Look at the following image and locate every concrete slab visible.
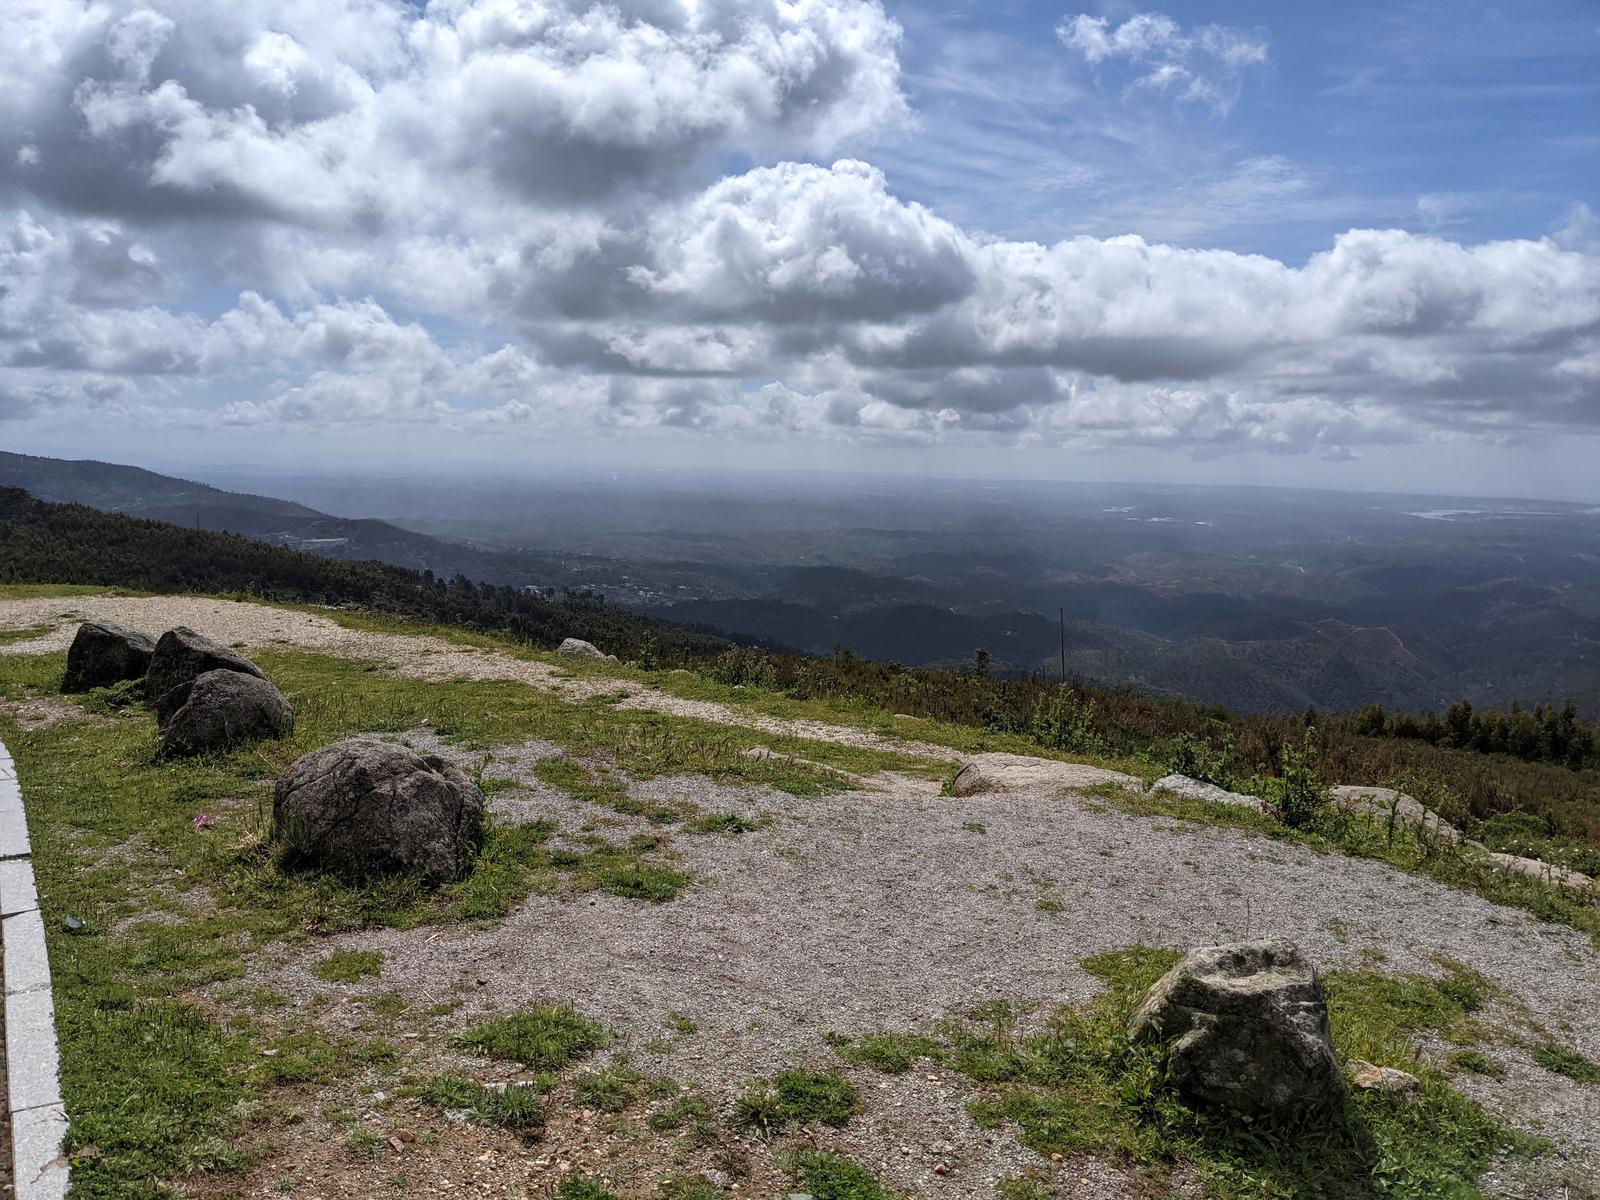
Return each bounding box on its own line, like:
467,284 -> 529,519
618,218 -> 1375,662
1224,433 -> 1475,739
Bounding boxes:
12,1102 -> 70,1200
5,985 -> 63,1115
3,906 -> 51,996
0,855 -> 39,916
0,774 -> 29,858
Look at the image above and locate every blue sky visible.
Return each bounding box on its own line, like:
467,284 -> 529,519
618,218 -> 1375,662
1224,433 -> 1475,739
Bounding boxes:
871,1 -> 1600,501
1,0 -> 1597,498
879,0 -> 1597,258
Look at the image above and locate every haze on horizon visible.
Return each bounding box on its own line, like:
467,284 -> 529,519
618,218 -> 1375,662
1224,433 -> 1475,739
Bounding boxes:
2,0 -> 1598,500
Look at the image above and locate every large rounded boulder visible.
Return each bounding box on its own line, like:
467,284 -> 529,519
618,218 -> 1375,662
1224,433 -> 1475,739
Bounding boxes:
147,626 -> 267,723
1129,938 -> 1344,1118
159,669 -> 294,758
62,620 -> 157,692
273,739 -> 485,884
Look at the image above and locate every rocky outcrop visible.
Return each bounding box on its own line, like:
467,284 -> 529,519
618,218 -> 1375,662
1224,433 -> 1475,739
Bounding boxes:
159,669 -> 294,758
1151,774 -> 1261,809
948,754 -> 1138,797
61,620 -> 156,692
556,638 -> 608,661
147,626 -> 268,723
1483,852 -> 1593,890
1330,786 -> 1464,844
1130,938 -> 1344,1118
273,738 -> 485,884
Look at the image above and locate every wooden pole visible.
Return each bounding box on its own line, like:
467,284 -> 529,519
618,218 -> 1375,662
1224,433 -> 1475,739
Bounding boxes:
1058,607 -> 1066,683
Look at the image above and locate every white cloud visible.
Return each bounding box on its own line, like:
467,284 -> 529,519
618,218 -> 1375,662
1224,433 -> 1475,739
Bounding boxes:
0,0 -> 1595,466
1057,11 -> 1268,114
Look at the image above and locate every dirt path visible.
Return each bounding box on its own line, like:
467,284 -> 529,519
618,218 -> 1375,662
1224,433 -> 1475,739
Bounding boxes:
0,595 -> 1133,789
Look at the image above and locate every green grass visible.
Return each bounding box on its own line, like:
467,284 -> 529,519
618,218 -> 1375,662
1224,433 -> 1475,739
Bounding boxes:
312,949 -> 384,983
6,643 -> 887,1196
836,947 -> 1539,1199
731,1069 -> 858,1135
0,621 -> 52,645
783,1151 -> 905,1200
1531,1042 -> 1600,1083
829,1031 -> 945,1074
453,1004 -> 612,1070
414,1075 -> 549,1130
570,1064 -> 675,1112
554,1178 -> 620,1200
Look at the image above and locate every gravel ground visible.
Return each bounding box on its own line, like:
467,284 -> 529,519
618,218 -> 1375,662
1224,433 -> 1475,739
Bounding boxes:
7,595 -> 1600,1197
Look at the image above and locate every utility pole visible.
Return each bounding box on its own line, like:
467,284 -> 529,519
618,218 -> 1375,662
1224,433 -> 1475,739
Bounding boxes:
1058,607 -> 1067,684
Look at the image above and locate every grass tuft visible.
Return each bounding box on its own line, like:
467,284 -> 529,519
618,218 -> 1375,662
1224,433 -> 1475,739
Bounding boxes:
732,1069 -> 858,1135
454,1004 -> 612,1070
311,949 -> 384,983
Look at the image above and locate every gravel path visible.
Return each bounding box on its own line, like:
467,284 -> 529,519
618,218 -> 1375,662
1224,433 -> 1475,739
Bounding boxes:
6,594 -> 1600,1196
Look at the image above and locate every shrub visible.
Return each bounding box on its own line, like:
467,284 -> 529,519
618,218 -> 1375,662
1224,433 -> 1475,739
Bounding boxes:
1030,686 -> 1102,754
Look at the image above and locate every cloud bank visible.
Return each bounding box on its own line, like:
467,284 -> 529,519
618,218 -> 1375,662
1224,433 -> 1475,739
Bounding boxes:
1,0 -> 1596,461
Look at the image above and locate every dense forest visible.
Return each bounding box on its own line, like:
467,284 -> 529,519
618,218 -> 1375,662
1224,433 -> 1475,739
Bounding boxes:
3,485 -> 1595,846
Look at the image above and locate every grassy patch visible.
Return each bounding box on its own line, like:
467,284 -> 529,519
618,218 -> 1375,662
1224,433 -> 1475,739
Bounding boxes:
687,812 -> 759,834
554,1178 -> 620,1200
0,621 -> 53,645
454,1004 -> 612,1070
1532,1042 -> 1600,1083
732,1070 -> 858,1135
783,1151 -> 905,1200
414,1075 -> 549,1131
0,646 -> 750,1195
312,949 -> 384,983
571,1064 -> 675,1112
647,1094 -> 718,1143
830,1031 -> 945,1074
838,947 -> 1538,1199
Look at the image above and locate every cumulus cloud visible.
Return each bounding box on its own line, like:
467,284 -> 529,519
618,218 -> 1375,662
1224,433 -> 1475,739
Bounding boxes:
1057,11 -> 1268,114
0,0 -> 1596,465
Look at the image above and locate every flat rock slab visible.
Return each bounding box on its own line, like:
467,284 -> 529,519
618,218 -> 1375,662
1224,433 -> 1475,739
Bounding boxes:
949,753 -> 1138,797
1152,773 -> 1261,808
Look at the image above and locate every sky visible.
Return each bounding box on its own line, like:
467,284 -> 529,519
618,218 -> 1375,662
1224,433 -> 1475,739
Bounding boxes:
2,0 -> 1598,498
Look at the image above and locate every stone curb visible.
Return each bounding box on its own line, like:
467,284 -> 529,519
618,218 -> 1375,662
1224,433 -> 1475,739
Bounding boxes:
0,738 -> 69,1200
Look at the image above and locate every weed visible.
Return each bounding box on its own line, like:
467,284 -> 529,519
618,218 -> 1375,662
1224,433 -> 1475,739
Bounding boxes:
1532,1042 -> 1600,1083
346,1128 -> 385,1161
1447,1049 -> 1506,1079
312,949 -> 384,983
833,1032 -> 945,1074
732,1070 -> 857,1135
783,1151 -> 904,1200
574,1065 -> 649,1112
455,1004 -> 612,1070
414,1075 -> 548,1131
555,1179 -> 620,1200
647,1094 -> 717,1144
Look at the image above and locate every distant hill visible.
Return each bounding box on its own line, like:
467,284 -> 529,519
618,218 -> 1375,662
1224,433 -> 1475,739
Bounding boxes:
0,451 -> 591,590
0,486 -> 729,658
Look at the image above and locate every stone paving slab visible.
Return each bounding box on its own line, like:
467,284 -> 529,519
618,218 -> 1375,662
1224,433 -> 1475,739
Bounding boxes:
10,1105 -> 68,1200
0,736 -> 68,1200
0,858 -> 38,917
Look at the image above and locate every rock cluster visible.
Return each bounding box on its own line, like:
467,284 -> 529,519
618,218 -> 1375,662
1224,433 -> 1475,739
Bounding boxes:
61,621 -> 293,757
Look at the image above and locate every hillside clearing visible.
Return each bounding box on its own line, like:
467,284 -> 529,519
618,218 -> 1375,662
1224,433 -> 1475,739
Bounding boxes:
2,594 -> 1598,1198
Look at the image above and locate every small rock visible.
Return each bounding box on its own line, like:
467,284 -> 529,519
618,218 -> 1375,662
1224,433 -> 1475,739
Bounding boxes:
555,637 -> 608,660
1347,1059 -> 1421,1097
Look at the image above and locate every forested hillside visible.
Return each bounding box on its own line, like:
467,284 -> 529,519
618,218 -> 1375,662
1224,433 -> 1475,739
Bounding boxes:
0,487 -> 728,657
